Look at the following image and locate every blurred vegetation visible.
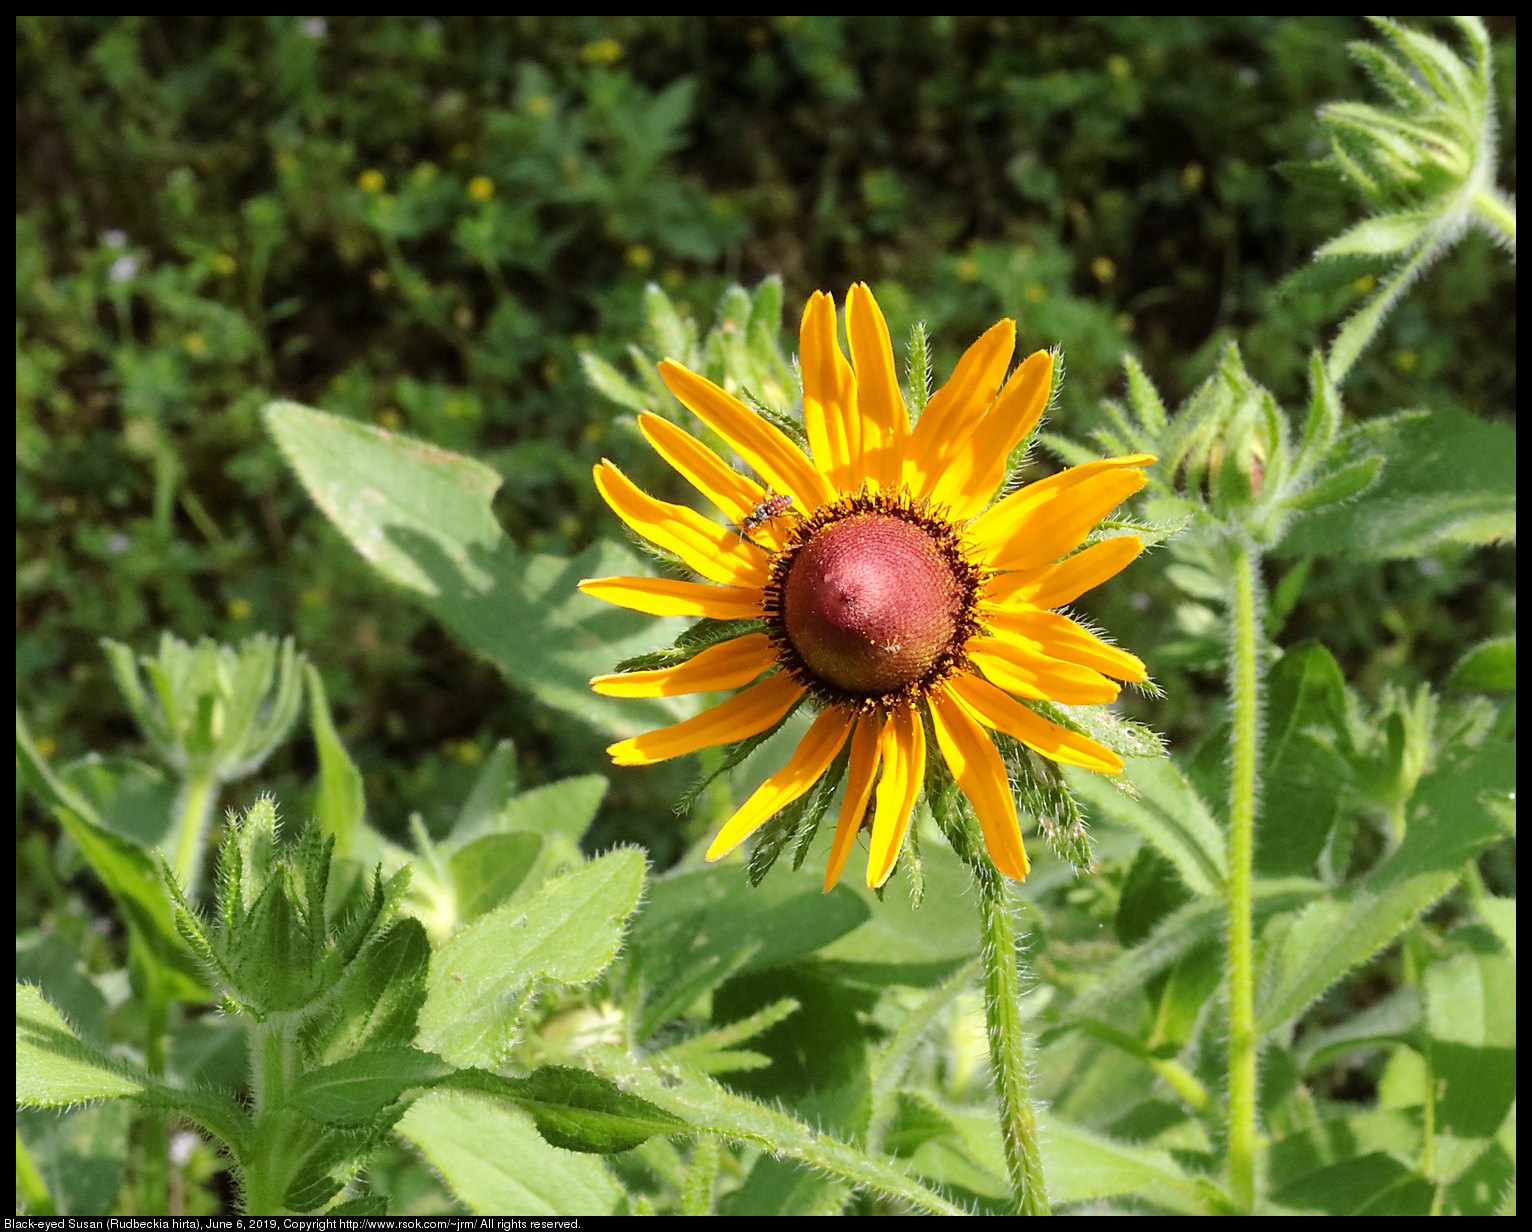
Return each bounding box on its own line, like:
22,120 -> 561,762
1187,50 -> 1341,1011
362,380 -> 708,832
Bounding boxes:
17,14 -> 1514,857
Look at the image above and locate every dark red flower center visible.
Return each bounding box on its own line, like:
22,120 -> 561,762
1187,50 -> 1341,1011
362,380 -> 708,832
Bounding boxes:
782,513 -> 962,695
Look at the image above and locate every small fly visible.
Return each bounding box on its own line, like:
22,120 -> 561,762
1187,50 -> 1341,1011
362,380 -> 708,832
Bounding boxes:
737,491 -> 797,550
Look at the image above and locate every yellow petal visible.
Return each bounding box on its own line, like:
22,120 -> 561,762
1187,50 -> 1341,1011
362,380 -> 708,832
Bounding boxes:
947,671 -> 1122,775
658,361 -> 834,510
982,609 -> 1147,683
578,576 -> 765,619
800,291 -> 857,492
867,704 -> 926,888
969,463 -> 1150,572
845,283 -> 907,490
823,713 -> 881,892
592,632 -> 775,697
929,688 -> 1030,881
607,672 -> 802,766
706,706 -> 854,860
639,413 -> 763,526
906,318 -> 1016,497
967,636 -> 1121,705
932,350 -> 1054,520
594,461 -> 768,586
983,536 -> 1143,609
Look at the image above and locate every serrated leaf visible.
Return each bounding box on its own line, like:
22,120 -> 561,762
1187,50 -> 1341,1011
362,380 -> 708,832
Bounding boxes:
1066,758 -> 1225,897
397,1089 -> 625,1216
417,849 -> 646,1068
263,401 -> 685,737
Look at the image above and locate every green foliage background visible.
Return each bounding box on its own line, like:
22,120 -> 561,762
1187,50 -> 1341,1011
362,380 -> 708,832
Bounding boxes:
16,20 -> 1515,1214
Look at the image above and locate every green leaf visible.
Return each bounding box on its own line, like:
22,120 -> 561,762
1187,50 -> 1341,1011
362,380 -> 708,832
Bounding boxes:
1447,635 -> 1516,693
58,756 -> 176,850
1424,953 -> 1517,1141
263,401 -> 685,736
1316,211 -> 1430,258
1039,1112 -> 1216,1210
1066,757 -> 1225,897
498,774 -> 608,845
585,1044 -> 966,1215
305,665 -> 365,857
1293,985 -> 1420,1073
449,832 -> 542,919
1268,1110 -> 1432,1213
16,984 -> 143,1106
1256,739 -> 1509,1031
416,848 -> 646,1068
443,1065 -> 687,1153
579,349 -> 654,413
629,865 -> 871,1040
452,738 -> 520,838
289,1047 -> 450,1126
396,1089 -> 625,1216
1280,409 -> 1515,559
309,918 -> 431,1059
1283,454 -> 1384,511
17,713 -> 208,1003
1258,643 -> 1354,877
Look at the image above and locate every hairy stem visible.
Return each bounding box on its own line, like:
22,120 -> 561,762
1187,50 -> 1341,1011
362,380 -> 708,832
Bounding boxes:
1225,534 -> 1262,1212
976,857 -> 1050,1216
1472,187 -> 1517,248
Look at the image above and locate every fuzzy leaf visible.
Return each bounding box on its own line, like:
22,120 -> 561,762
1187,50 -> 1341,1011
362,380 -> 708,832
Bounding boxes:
1256,738 -> 1510,1031
1316,211 -> 1430,258
443,1065 -> 687,1154
417,849 -> 646,1068
263,401 -> 686,737
629,866 -> 869,1040
16,984 -> 143,1106
397,1089 -> 625,1215
289,1047 -> 449,1126
1279,409 -> 1515,559
1066,758 -> 1225,897
1283,455 -> 1384,512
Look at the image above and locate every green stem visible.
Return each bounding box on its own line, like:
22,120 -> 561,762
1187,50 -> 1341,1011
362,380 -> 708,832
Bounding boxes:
679,1133 -> 720,1216
1471,187 -> 1517,248
975,856 -> 1050,1216
1225,534 -> 1262,1213
171,769 -> 220,894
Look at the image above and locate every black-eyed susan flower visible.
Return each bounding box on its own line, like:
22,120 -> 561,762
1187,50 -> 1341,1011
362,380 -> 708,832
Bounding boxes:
581,285 -> 1153,890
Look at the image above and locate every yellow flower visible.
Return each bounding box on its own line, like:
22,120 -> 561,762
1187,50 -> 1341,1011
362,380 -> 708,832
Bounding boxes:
581,285 -> 1153,890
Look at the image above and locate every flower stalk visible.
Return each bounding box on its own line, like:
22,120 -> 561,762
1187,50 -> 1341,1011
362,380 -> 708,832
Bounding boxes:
1224,533 -> 1263,1212
975,853 -> 1050,1216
